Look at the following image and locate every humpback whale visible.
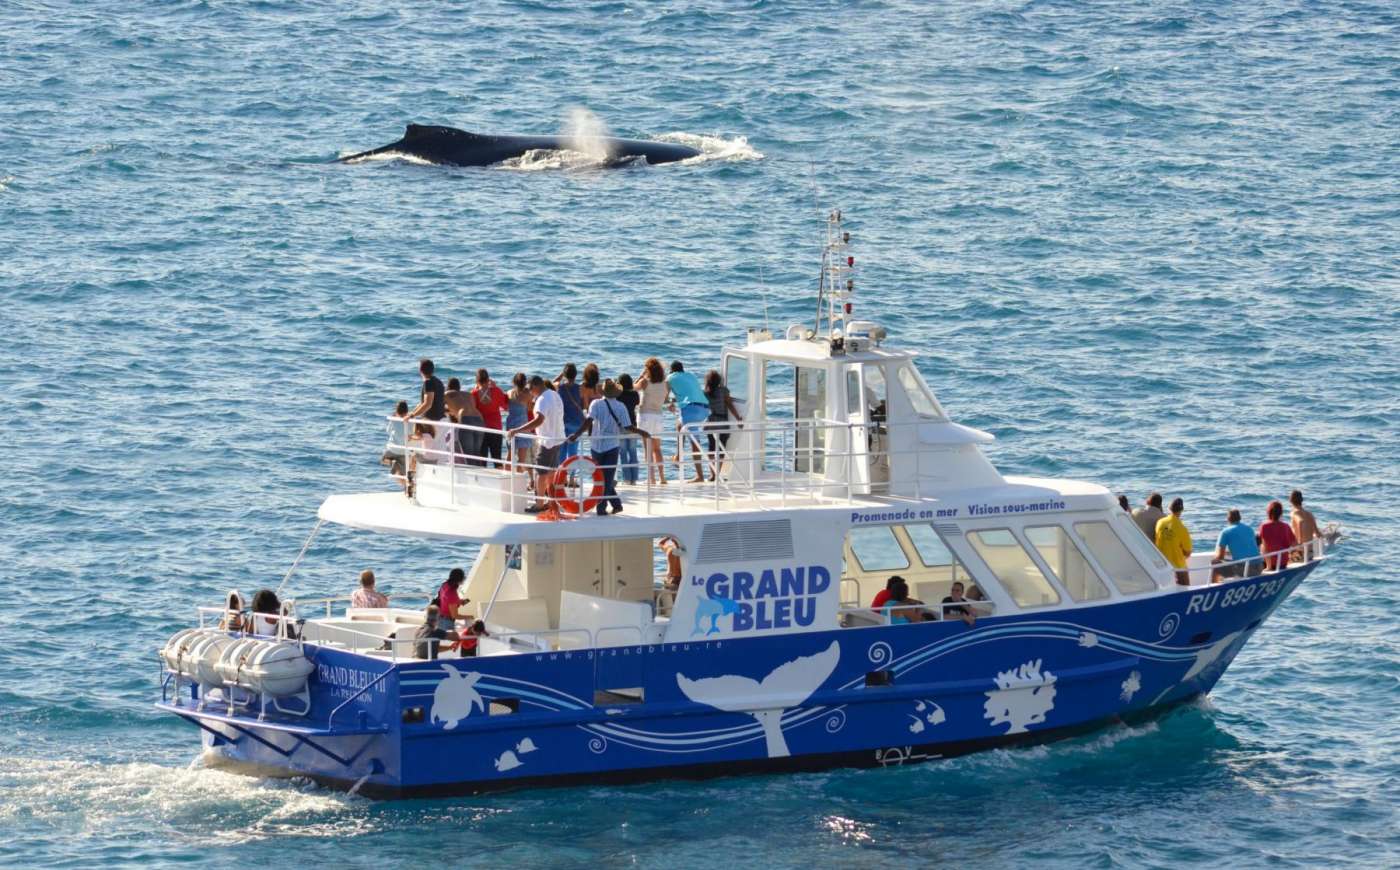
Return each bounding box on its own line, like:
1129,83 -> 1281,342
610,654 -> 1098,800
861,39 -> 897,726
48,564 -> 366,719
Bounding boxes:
340,124 -> 702,167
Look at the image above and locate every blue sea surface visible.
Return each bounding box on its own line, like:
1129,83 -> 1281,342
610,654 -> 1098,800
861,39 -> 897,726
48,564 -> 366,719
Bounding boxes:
2,1 -> 1398,866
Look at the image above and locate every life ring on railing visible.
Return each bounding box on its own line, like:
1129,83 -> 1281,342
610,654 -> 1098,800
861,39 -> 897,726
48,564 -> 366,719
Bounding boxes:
548,455 -> 604,516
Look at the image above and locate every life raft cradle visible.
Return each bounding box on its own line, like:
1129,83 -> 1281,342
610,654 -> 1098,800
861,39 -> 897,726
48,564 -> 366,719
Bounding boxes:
157,657 -> 392,770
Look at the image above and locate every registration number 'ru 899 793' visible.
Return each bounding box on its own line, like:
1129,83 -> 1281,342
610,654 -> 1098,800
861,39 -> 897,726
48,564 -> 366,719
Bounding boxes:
1185,575 -> 1289,615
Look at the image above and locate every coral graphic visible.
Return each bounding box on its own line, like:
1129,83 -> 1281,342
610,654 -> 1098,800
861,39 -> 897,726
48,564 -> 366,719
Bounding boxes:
1078,631 -> 1099,648
494,750 -> 523,772
516,737 -> 538,754
983,659 -> 1057,734
430,666 -> 485,730
1120,670 -> 1141,702
691,591 -> 741,637
677,640 -> 841,757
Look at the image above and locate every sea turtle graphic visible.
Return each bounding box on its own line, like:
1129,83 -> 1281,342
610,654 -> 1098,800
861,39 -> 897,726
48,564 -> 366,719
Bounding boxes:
430,665 -> 484,730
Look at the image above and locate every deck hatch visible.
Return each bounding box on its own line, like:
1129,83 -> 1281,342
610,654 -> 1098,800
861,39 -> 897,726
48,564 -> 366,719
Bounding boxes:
696,519 -> 794,564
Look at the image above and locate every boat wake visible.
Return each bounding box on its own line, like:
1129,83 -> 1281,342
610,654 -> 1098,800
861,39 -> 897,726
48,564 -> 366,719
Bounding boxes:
0,756 -> 364,846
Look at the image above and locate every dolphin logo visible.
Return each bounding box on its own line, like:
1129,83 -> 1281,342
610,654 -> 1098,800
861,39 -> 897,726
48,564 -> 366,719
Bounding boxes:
676,640 -> 841,757
430,666 -> 484,730
691,592 -> 740,637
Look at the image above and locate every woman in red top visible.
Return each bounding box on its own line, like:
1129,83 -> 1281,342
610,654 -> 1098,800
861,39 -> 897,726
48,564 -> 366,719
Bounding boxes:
1258,500 -> 1297,571
870,575 -> 905,610
472,369 -> 510,467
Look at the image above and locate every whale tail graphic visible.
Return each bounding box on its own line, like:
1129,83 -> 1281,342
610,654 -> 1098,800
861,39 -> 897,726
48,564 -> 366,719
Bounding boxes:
676,640 -> 841,758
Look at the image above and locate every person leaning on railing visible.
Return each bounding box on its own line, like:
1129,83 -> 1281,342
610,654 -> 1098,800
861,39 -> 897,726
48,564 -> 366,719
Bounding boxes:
567,379 -> 652,516
1259,500 -> 1297,572
506,376 -> 567,513
703,368 -> 743,482
1290,490 -> 1322,562
1211,509 -> 1263,583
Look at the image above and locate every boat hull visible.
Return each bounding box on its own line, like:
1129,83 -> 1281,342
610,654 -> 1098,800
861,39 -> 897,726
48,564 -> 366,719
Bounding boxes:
162,563 -> 1315,797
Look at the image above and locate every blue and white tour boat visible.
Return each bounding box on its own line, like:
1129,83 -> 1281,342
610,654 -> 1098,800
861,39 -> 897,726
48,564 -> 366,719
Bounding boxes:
156,212 -> 1340,797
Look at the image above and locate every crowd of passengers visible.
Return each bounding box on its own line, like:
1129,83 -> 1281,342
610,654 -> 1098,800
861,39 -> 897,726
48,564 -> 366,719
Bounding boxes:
1117,489 -> 1326,585
382,357 -> 742,516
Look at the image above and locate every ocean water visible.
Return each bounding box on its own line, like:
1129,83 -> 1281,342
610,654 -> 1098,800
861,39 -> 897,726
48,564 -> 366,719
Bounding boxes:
2,0 -> 1398,866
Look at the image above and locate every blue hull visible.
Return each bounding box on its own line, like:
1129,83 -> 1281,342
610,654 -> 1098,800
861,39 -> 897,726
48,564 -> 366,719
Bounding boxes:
161,565 -> 1314,797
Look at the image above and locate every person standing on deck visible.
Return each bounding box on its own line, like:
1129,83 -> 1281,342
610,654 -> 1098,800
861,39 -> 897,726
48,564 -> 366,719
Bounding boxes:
445,377 -> 485,465
555,363 -> 585,461
568,379 -> 651,516
472,369 -> 510,467
616,373 -> 642,485
1290,490 -> 1322,561
505,372 -> 534,467
665,361 -> 710,484
1155,497 -> 1193,585
507,376 -> 567,513
436,568 -> 469,631
636,358 -> 669,486
409,358 -> 446,422
1259,500 -> 1297,571
1133,493 -> 1165,541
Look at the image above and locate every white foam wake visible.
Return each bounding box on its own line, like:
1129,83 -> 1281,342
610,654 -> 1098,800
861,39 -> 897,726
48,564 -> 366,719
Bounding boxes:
0,756 -> 363,844
657,131 -> 764,164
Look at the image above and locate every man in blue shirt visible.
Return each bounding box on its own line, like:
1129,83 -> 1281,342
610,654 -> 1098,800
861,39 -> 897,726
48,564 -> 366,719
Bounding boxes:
666,361 -> 709,483
1212,508 -> 1263,581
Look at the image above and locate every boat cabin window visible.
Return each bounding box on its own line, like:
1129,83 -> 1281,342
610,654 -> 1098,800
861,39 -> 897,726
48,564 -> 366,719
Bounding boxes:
1025,525 -> 1110,602
905,524 -> 974,583
967,528 -> 1061,608
864,364 -> 887,424
1073,521 -> 1157,595
896,363 -> 944,420
848,526 -> 909,572
794,365 -> 827,474
845,368 -> 862,416
724,354 -> 750,406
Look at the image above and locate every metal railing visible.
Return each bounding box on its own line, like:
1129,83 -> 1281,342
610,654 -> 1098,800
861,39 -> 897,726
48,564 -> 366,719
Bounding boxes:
384,411 -> 974,516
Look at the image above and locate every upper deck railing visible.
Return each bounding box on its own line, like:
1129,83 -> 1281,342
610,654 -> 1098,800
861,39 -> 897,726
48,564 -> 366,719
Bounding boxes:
384,410 -> 978,516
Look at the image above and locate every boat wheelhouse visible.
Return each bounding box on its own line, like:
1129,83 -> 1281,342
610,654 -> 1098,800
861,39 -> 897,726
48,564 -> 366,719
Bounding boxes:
157,212 -> 1339,797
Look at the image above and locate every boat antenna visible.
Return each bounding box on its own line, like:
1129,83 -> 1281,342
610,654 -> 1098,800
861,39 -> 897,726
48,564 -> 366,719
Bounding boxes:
815,209 -> 854,343
758,262 -> 771,333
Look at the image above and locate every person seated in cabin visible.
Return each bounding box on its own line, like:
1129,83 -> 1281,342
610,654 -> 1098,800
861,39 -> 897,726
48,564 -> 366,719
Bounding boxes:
659,536 -> 684,590
382,400 -> 411,484
506,376 -> 567,513
1258,500 -> 1297,572
351,569 -> 389,609
880,577 -> 930,624
1212,509 -> 1263,582
218,591 -> 247,632
965,584 -> 993,616
1132,492 -> 1166,541
1154,497 -> 1193,586
871,575 -> 904,611
414,604 -> 459,660
1289,490 -> 1322,562
941,581 -> 977,627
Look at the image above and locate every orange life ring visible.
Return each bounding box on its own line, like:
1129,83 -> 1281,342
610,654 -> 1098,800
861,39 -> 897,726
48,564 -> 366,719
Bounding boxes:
549,455 -> 604,516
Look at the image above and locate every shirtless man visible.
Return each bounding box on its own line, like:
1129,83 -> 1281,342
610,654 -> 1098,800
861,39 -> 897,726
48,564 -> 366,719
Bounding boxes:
1290,490 -> 1321,562
444,377 -> 485,464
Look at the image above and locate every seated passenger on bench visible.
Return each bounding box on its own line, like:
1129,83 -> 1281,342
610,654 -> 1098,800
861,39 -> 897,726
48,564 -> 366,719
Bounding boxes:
941,581 -> 976,627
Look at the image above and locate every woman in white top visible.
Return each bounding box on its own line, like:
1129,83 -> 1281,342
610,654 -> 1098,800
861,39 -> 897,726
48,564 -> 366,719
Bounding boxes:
636,357 -> 669,485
